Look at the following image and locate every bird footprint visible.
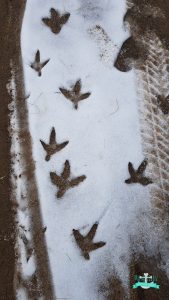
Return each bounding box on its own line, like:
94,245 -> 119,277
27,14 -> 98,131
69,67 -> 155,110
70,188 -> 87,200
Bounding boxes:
59,79 -> 91,109
30,50 -> 50,77
125,159 -> 152,186
50,160 -> 86,198
42,8 -> 70,34
40,127 -> 69,161
73,223 -> 106,260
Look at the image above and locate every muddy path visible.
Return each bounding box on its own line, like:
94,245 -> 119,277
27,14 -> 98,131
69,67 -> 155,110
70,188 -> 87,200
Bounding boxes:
0,1 -> 55,299
115,0 -> 169,299
12,2 -> 55,299
0,1 -> 18,298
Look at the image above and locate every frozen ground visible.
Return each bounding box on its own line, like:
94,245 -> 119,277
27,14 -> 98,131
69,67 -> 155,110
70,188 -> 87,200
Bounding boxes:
20,0 -> 153,299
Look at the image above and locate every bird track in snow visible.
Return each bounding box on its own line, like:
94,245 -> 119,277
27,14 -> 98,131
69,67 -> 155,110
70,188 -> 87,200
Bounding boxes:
73,222 -> 106,260
50,160 -> 86,198
40,127 -> 69,161
59,79 -> 91,109
30,50 -> 50,77
42,8 -> 70,34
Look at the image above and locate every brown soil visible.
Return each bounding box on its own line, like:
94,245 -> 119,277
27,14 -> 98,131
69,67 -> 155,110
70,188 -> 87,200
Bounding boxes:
13,11 -> 56,300
114,1 -> 169,72
0,1 -> 26,298
99,272 -> 127,300
130,255 -> 169,300
0,1 -> 55,299
114,36 -> 146,72
125,1 -> 169,47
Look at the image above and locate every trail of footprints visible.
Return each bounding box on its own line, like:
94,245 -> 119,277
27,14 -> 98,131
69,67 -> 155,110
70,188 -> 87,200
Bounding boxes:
28,7 -> 154,263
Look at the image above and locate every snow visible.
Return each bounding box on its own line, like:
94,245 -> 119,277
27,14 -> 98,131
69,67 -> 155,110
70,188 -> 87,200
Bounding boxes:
7,62 -> 36,300
20,0 -> 152,299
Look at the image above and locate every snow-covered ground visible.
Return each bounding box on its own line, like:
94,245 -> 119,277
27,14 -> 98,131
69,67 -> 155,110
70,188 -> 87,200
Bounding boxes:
20,0 -> 152,298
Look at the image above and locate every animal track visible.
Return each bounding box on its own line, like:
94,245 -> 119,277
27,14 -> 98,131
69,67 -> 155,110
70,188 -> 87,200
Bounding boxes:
59,79 -> 91,109
50,160 -> 86,198
73,222 -> 106,260
42,8 -> 70,34
157,94 -> 169,114
40,127 -> 69,161
125,159 -> 153,186
30,50 -> 50,76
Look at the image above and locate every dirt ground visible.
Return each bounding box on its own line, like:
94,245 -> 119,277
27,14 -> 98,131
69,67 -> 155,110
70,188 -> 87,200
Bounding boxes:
130,255 -> 169,300
0,1 -> 26,298
115,0 -> 169,72
0,1 -> 55,299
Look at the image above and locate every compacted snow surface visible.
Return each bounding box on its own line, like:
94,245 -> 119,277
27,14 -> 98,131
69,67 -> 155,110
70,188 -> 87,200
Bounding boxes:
21,0 -> 152,299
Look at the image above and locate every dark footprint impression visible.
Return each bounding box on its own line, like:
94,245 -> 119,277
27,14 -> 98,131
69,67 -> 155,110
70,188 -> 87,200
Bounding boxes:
42,8 -> 70,34
73,222 -> 106,260
59,79 -> 91,109
40,127 -> 69,161
50,160 -> 86,198
125,159 -> 153,186
30,50 -> 50,77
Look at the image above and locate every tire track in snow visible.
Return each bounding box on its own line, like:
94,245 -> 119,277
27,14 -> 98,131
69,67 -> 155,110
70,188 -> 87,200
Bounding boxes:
80,0 -> 169,298
14,45 -> 55,300
136,35 -> 169,223
124,1 -> 169,227
124,1 -> 169,299
10,2 -> 55,299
